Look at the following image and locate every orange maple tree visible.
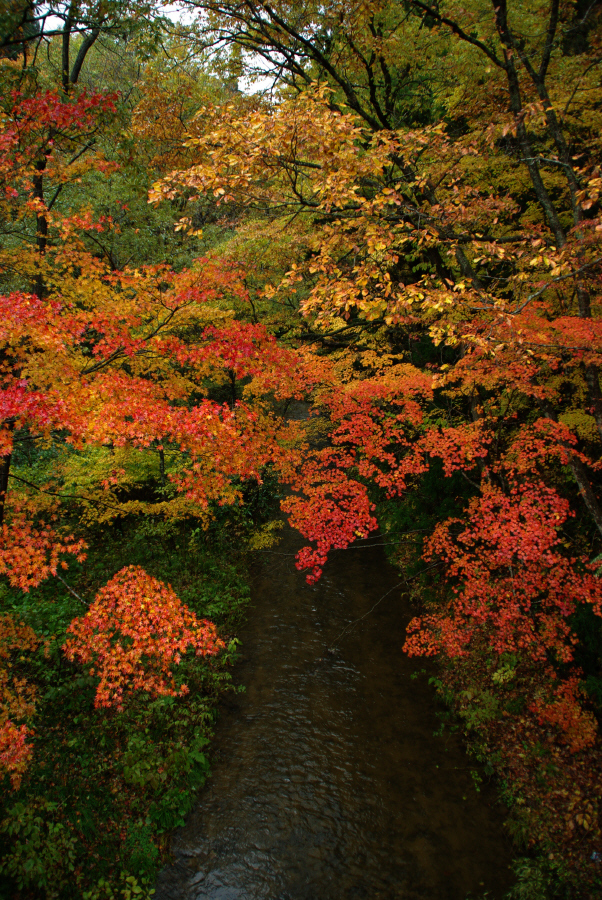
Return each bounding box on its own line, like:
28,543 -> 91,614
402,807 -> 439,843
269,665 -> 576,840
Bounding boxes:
64,566 -> 225,711
0,83 -> 294,783
148,1 -> 602,876
0,614 -> 38,789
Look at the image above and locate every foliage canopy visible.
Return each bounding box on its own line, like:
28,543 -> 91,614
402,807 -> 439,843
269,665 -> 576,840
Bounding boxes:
1,0 -> 602,893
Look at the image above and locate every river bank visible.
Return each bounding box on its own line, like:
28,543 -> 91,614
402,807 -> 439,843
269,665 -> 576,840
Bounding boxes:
0,519 -> 249,900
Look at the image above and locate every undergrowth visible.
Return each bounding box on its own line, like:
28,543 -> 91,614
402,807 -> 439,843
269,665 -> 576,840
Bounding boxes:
379,469 -> 602,900
0,515 -> 251,899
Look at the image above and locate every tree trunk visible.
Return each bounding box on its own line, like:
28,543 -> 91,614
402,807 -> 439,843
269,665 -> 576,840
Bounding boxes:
159,448 -> 166,488
0,449 -> 11,528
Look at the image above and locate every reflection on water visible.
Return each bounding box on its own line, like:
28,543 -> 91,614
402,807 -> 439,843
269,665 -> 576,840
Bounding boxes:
155,528 -> 514,900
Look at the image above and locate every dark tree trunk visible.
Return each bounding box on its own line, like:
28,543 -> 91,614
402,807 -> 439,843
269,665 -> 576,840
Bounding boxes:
0,448 -> 11,528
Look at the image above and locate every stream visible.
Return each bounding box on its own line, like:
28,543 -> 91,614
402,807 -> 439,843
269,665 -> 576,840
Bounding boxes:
155,523 -> 515,900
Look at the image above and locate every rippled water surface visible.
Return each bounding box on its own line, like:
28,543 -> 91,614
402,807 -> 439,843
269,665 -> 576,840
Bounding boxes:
155,527 -> 514,900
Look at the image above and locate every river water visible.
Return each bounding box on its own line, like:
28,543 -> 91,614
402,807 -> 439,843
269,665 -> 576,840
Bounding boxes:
155,526 -> 514,900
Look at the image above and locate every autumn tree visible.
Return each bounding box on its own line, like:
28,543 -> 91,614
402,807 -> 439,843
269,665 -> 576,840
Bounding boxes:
64,566 -> 225,710
149,1 -> 602,880
158,0 -> 602,601
0,11 -> 312,790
